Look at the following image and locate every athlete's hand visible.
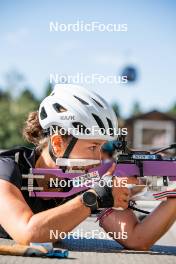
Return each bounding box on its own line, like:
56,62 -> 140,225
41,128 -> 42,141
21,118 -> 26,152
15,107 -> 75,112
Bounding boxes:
124,176 -> 146,195
111,176 -> 143,209
112,177 -> 131,209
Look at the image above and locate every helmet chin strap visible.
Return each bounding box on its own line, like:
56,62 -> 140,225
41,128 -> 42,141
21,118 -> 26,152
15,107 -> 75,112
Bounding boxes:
48,136 -> 78,163
48,136 -> 101,171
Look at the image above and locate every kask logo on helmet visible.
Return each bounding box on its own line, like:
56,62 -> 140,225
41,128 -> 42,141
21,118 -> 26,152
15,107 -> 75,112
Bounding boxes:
60,115 -> 75,121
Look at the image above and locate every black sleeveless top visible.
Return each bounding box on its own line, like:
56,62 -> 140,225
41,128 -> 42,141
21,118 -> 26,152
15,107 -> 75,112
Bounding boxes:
0,147 -> 60,239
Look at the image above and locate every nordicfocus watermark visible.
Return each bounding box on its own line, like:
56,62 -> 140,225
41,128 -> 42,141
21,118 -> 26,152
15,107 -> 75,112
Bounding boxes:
49,176 -> 128,189
49,21 -> 128,32
49,228 -> 128,240
25,175 -> 128,194
49,73 -> 128,85
48,125 -> 128,137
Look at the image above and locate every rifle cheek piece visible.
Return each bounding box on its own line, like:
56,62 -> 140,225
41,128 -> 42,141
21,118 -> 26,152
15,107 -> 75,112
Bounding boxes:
92,175 -> 114,208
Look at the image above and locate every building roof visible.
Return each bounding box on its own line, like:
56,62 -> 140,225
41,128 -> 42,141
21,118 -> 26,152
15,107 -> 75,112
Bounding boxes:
125,110 -> 176,123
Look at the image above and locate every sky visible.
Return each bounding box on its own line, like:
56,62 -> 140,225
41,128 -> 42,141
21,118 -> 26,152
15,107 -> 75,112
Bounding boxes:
0,0 -> 176,117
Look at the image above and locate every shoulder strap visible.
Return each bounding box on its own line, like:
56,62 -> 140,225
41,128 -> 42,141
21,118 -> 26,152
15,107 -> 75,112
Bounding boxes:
0,146 -> 36,173
0,146 -> 31,155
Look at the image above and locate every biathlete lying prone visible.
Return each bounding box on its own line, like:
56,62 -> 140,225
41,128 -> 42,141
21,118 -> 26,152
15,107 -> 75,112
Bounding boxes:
0,84 -> 175,250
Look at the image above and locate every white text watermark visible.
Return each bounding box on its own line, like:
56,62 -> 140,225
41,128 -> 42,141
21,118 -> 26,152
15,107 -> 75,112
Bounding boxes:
50,228 -> 128,240
49,21 -> 128,32
48,126 -> 128,138
49,73 -> 128,85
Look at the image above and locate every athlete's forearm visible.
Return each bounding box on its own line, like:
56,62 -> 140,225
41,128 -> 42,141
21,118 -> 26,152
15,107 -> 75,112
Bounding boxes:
25,195 -> 90,244
136,198 -> 176,245
101,198 -> 176,250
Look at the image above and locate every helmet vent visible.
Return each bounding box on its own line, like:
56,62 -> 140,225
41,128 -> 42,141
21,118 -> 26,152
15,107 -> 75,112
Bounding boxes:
53,103 -> 67,113
51,92 -> 55,96
40,107 -> 47,120
106,118 -> 114,136
72,122 -> 90,134
92,114 -> 106,133
74,95 -> 89,105
92,98 -> 104,108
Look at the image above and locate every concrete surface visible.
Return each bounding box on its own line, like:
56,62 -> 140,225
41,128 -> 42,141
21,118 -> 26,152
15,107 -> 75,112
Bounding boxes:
0,215 -> 175,264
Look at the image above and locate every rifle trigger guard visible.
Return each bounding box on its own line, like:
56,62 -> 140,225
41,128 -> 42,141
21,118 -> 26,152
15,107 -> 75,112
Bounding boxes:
163,176 -> 168,186
136,161 -> 143,177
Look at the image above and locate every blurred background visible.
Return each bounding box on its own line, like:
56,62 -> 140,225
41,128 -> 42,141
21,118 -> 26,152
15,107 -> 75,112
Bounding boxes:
0,0 -> 176,149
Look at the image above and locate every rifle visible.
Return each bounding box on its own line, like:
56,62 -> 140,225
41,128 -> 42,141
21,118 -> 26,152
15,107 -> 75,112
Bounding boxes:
22,137 -> 176,203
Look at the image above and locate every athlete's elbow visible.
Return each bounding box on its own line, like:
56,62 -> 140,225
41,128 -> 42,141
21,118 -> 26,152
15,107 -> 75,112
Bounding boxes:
14,230 -> 35,245
128,243 -> 150,251
124,239 -> 151,251
13,224 -> 40,245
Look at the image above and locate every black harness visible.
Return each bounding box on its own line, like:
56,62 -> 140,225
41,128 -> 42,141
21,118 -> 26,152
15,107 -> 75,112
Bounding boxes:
0,146 -> 37,173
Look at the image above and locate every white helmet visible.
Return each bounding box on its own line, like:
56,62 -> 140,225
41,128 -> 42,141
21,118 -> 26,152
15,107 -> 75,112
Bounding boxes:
39,84 -> 118,141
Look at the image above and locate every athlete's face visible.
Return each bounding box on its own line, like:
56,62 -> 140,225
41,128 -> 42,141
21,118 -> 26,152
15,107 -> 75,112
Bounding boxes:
69,139 -> 106,160
35,136 -> 106,195
50,134 -> 106,160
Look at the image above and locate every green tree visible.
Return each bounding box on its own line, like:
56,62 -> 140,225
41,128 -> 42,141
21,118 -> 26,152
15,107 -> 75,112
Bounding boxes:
8,88 -> 39,147
0,98 -> 12,148
43,82 -> 53,98
169,102 -> 176,115
131,101 -> 142,116
5,69 -> 25,98
0,71 -> 39,149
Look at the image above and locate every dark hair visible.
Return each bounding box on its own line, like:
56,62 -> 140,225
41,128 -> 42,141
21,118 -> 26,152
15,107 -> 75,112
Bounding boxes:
23,111 -> 47,147
23,111 -> 71,153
